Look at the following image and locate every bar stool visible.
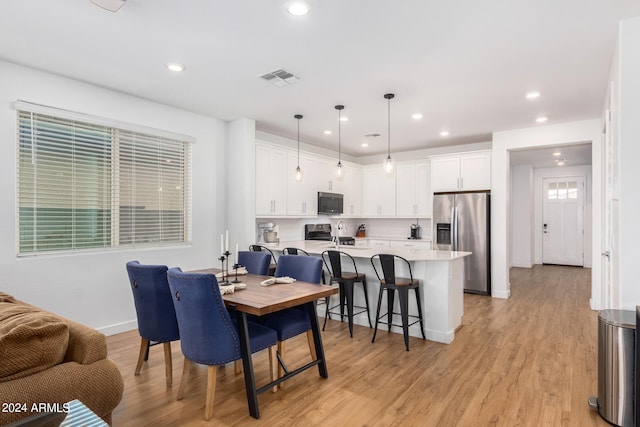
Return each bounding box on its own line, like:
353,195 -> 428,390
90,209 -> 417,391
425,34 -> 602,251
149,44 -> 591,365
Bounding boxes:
282,247 -> 309,256
321,250 -> 372,337
370,254 -> 426,351
249,244 -> 277,275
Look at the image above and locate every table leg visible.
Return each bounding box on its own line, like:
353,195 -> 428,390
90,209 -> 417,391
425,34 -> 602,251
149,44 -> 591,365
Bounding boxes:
305,301 -> 328,378
236,311 -> 260,418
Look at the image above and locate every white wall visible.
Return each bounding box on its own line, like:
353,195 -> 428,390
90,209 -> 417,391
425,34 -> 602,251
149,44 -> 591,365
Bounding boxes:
511,165 -> 534,268
227,118 -> 256,253
0,60 -> 226,335
617,17 -> 640,309
492,119 -> 602,301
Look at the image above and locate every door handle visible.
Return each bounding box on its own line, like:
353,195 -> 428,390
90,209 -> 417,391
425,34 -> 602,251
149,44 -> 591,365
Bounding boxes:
602,251 -> 610,260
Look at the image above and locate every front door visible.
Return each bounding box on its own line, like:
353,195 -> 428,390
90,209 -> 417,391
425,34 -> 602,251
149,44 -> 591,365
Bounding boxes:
542,176 -> 585,266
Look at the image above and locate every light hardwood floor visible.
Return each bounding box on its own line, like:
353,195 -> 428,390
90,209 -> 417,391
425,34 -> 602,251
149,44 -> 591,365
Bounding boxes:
108,265 -> 608,426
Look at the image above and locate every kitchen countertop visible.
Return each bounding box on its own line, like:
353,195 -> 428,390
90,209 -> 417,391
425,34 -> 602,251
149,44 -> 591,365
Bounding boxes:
263,240 -> 468,262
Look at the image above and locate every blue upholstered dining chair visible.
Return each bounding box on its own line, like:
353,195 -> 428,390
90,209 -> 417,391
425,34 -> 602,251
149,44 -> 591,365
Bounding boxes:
249,244 -> 277,275
166,268 -> 278,421
238,250 -> 271,275
261,255 -> 323,387
126,260 -> 180,387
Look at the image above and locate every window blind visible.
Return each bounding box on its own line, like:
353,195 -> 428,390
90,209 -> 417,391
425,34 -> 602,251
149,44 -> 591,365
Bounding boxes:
16,107 -> 191,256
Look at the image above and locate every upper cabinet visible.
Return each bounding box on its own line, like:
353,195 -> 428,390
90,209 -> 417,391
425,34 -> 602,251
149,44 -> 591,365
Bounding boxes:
286,153 -> 317,216
255,144 -> 288,216
396,161 -> 431,217
341,164 -> 362,216
362,165 -> 396,217
430,151 -> 491,192
316,160 -> 342,194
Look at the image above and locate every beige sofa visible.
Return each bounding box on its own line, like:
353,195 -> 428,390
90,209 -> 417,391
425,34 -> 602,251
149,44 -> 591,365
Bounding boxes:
0,292 -> 123,425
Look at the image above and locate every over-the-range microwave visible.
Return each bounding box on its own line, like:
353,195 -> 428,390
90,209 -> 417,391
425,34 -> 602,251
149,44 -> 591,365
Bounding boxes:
317,192 -> 343,215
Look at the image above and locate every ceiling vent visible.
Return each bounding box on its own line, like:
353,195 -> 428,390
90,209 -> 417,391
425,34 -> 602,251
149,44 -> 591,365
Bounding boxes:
259,69 -> 301,87
364,133 -> 381,137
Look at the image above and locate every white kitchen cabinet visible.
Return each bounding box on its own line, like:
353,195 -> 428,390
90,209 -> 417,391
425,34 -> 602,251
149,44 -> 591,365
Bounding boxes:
396,161 -> 431,217
286,153 -> 317,216
367,239 -> 390,248
389,240 -> 432,250
362,166 -> 396,216
255,144 -> 287,216
341,164 -> 362,216
430,151 -> 491,192
316,160 -> 342,193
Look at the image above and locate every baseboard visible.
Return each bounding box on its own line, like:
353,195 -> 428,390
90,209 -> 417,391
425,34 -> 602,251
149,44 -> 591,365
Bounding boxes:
511,262 -> 533,268
492,289 -> 511,299
98,319 -> 137,336
423,328 -> 455,344
317,306 -> 454,344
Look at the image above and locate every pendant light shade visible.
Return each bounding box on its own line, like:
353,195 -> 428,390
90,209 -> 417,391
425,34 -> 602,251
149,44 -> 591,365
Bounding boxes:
335,105 -> 344,181
294,114 -> 303,182
383,93 -> 395,176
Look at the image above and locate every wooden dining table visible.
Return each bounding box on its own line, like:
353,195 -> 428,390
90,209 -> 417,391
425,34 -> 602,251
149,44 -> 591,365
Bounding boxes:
190,268 -> 338,419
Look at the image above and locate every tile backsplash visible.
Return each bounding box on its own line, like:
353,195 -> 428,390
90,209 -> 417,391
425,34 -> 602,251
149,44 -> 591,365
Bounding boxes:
255,217 -> 432,243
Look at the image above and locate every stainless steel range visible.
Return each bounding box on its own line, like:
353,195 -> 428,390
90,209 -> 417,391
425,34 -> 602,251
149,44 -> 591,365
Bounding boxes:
304,223 -> 355,245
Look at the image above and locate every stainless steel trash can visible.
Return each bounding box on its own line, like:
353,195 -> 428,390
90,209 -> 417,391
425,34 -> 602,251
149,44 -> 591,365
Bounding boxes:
592,309 -> 636,426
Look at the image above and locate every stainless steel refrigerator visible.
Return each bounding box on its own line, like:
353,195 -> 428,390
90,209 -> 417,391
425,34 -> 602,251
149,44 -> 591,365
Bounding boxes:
433,192 -> 491,295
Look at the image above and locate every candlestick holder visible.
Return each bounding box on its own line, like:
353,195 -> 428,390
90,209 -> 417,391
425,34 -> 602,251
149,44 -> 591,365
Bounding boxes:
231,263 -> 242,283
223,251 -> 232,284
218,255 -> 229,285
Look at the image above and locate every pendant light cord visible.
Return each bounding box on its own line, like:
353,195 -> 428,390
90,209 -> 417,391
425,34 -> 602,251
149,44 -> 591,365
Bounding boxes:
294,114 -> 303,167
387,97 -> 390,158
335,105 -> 344,165
384,93 -> 394,159
297,118 -> 300,165
338,109 -> 341,163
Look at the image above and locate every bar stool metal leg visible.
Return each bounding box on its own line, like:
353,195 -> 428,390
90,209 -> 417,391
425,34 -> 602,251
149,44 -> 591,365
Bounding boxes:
414,287 -> 426,340
372,287 -> 385,343
398,287 -> 410,351
362,276 -> 372,328
386,289 -> 395,332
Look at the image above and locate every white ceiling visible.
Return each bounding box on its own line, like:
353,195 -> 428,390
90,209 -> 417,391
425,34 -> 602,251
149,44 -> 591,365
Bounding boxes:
1,1 -> 638,157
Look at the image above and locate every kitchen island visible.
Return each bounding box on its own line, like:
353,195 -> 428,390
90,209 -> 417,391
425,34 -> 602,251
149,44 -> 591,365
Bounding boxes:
262,240 -> 471,344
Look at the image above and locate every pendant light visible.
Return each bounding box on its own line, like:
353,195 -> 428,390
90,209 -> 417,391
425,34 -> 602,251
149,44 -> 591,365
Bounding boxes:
335,105 -> 344,180
383,93 -> 395,176
294,114 -> 303,182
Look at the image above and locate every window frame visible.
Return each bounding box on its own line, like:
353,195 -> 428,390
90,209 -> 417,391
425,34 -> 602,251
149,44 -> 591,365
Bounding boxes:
15,101 -> 193,257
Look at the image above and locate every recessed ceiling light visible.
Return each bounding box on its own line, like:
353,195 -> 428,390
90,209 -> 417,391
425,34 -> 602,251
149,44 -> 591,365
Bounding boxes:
361,142 -> 369,147
166,62 -> 184,72
286,1 -> 310,16
526,91 -> 541,99
340,116 -> 349,122
412,113 -> 423,120
440,131 -> 450,137
536,116 -> 548,123
323,130 -> 332,135
553,151 -> 562,156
